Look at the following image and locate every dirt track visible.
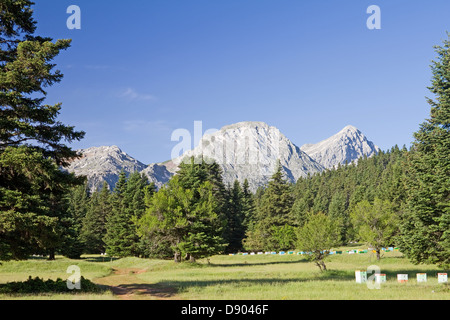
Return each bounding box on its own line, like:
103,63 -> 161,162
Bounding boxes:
94,268 -> 178,300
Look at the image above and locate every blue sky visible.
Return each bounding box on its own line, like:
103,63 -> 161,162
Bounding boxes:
34,0 -> 450,164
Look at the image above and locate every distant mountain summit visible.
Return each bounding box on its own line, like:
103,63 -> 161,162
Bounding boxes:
65,145 -> 147,192
64,145 -> 172,192
170,121 -> 324,191
65,122 -> 380,192
300,125 -> 380,169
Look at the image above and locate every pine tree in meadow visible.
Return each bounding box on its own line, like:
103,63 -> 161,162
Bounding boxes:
60,182 -> 90,259
223,180 -> 246,253
80,182 -> 111,254
0,0 -> 84,163
257,161 -> 294,225
104,171 -> 136,258
0,0 -> 85,260
138,175 -> 226,263
124,171 -> 152,256
244,161 -> 295,251
241,179 -> 256,229
400,34 -> 450,268
328,190 -> 350,243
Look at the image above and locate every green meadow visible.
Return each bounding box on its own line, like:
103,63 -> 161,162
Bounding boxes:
0,245 -> 448,300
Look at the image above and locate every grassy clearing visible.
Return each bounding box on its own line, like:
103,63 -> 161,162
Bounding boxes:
0,246 -> 448,300
136,250 -> 449,300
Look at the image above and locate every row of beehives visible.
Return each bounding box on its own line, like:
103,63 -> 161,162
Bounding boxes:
355,271 -> 448,284
229,247 -> 400,256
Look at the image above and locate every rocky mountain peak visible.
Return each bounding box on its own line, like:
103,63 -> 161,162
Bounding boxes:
173,121 -> 324,191
300,125 -> 380,169
65,122 -> 380,193
65,145 -> 148,192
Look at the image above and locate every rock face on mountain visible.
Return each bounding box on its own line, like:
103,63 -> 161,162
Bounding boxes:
65,145 -> 149,192
171,121 -> 324,191
300,125 -> 380,169
140,163 -> 173,190
65,122 -> 380,193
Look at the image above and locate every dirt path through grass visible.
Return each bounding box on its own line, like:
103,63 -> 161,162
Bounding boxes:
94,267 -> 178,300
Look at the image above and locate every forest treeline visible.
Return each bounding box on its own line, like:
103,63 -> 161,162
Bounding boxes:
0,1 -> 448,269
59,146 -> 409,263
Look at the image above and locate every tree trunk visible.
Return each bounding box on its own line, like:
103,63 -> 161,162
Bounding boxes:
376,249 -> 381,260
48,250 -> 55,261
315,261 -> 323,272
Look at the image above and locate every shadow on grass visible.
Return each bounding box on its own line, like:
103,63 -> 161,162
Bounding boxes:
145,270 -> 355,293
209,258 -> 310,268
101,282 -> 178,299
145,268 -> 448,296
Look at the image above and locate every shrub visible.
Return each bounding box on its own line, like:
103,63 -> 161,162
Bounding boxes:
0,276 -> 104,294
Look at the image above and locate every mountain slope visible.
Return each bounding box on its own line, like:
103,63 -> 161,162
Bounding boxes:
300,125 -> 380,169
140,163 -> 173,190
65,145 -> 149,192
65,122 -> 380,193
170,121 -> 324,191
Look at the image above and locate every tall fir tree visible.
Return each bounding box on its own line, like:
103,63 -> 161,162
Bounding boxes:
60,182 -> 90,259
257,161 -> 294,225
0,0 -> 85,260
328,190 -> 350,243
138,175 -> 226,263
80,182 -> 111,254
400,34 -> 450,268
241,179 -> 256,229
244,161 -> 295,251
124,171 -> 152,256
223,180 -> 246,253
104,171 -> 136,258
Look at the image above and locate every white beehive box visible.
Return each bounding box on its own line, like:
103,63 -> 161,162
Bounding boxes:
355,270 -> 367,283
375,274 -> 386,283
416,273 -> 427,283
438,273 -> 448,283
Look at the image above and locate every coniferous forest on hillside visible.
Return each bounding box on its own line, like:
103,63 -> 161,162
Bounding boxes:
0,1 -> 449,273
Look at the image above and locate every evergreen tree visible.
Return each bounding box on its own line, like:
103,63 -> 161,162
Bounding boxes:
60,182 -> 90,259
244,161 -> 295,251
104,171 -> 136,258
223,180 -> 246,253
0,0 -> 84,163
177,156 -> 228,210
257,161 -> 294,225
124,171 -> 152,256
0,147 -> 57,259
80,182 -> 111,254
138,175 -> 226,263
400,34 -> 450,268
328,190 -> 350,243
176,156 -> 229,251
241,179 -> 256,229
0,1 -> 85,260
